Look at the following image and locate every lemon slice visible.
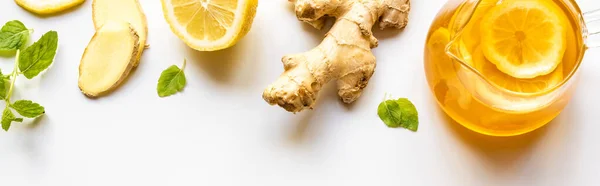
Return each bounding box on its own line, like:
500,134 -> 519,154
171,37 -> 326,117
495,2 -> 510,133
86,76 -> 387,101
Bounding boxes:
480,0 -> 567,79
15,0 -> 84,14
161,0 -> 258,51
473,47 -> 563,93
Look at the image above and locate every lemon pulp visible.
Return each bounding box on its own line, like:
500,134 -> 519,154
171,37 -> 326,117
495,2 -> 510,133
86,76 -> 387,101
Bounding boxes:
161,0 -> 258,51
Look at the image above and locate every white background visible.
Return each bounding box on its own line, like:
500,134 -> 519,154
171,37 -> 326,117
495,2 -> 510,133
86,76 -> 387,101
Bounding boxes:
0,0 -> 599,185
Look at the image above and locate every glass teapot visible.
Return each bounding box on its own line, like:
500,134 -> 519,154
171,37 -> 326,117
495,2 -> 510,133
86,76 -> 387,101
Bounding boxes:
424,0 -> 599,136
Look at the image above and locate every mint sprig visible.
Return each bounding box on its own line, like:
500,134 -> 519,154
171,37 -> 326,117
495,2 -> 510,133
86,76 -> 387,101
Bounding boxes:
0,21 -> 57,131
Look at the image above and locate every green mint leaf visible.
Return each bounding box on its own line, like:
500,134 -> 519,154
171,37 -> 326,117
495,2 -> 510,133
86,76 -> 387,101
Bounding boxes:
10,100 -> 45,118
19,31 -> 58,79
1,69 -> 10,80
0,69 -> 6,100
0,78 -> 5,100
157,59 -> 187,97
377,97 -> 419,131
2,108 -> 23,131
0,20 -> 30,52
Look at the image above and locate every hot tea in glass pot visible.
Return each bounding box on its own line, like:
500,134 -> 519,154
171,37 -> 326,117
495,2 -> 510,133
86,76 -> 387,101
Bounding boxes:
424,0 -> 600,136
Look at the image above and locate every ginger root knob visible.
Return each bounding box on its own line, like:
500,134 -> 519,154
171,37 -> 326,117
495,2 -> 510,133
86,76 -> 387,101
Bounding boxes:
263,0 -> 411,113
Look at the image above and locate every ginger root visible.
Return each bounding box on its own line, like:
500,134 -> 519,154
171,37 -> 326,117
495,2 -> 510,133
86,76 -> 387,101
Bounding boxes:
263,0 -> 411,113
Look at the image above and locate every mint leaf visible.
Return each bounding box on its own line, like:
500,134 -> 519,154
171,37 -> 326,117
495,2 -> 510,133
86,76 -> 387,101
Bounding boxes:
10,100 -> 45,118
377,97 -> 419,131
157,59 -> 187,97
0,70 -> 7,100
19,31 -> 58,79
0,20 -> 29,52
0,80 -> 6,100
2,108 -> 23,131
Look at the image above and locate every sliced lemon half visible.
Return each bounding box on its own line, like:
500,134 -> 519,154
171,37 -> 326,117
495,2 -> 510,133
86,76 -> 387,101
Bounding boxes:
161,0 -> 258,51
15,0 -> 85,14
480,0 -> 567,79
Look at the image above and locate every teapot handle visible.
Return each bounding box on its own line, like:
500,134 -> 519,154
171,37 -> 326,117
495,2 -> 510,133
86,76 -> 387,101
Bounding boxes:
584,9 -> 600,48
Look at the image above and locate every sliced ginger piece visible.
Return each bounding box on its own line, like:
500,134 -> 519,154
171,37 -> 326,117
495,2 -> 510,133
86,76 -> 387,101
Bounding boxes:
78,21 -> 140,98
92,0 -> 147,66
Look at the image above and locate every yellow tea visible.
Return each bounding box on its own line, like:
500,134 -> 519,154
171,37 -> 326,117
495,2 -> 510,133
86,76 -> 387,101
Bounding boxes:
424,0 -> 585,136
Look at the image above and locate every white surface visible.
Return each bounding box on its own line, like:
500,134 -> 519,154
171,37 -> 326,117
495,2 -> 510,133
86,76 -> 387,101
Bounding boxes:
1,0 -> 599,185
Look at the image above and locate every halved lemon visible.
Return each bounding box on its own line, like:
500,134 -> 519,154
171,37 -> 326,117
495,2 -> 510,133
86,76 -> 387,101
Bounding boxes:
480,0 -> 567,79
161,0 -> 258,51
15,0 -> 84,14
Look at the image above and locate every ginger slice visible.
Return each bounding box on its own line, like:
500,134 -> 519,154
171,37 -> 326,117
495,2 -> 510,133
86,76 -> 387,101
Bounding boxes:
92,0 -> 147,66
78,21 -> 140,98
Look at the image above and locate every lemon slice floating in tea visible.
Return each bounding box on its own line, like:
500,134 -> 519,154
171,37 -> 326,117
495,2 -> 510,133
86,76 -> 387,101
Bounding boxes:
160,0 -> 258,51
473,47 -> 563,93
480,0 -> 567,79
